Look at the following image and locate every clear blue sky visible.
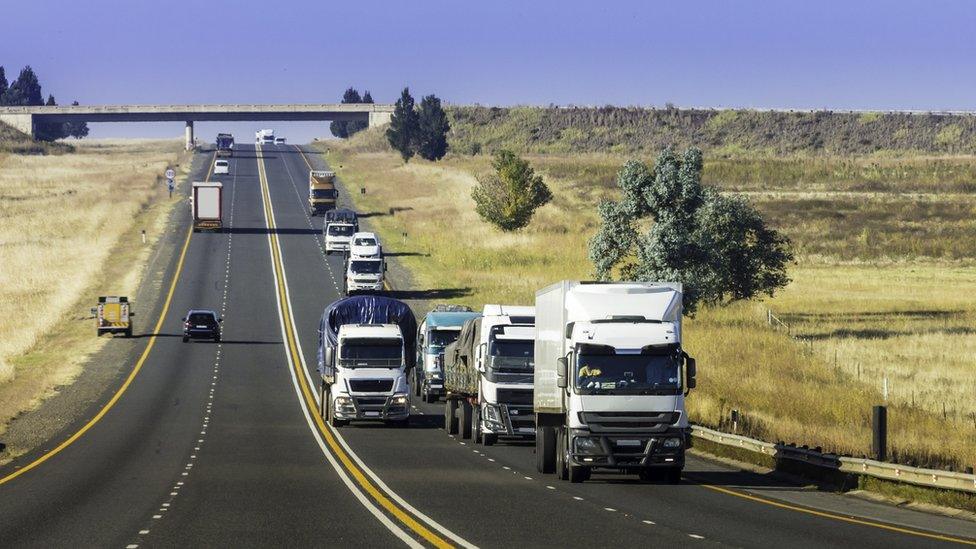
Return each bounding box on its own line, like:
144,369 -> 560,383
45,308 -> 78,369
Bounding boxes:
5,0 -> 975,141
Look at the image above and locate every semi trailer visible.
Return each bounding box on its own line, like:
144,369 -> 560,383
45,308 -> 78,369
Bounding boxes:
216,133 -> 234,157
443,305 -> 536,446
191,181 -> 223,232
534,281 -> 696,484
317,296 -> 416,427
415,305 -> 480,403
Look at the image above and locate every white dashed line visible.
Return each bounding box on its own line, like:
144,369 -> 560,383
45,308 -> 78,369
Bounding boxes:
573,496 -> 584,501
642,520 -> 656,525
604,507 -> 616,512
689,534 -> 705,540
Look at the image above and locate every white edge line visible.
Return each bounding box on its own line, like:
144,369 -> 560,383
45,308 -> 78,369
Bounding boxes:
256,144 -> 423,549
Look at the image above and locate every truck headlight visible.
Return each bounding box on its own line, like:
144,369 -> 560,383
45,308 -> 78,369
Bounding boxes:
662,437 -> 682,449
484,404 -> 502,422
335,396 -> 353,406
574,436 -> 603,455
391,394 -> 408,405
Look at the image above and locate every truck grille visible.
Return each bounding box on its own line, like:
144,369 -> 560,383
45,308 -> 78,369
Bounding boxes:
581,411 -> 679,433
496,388 -> 533,406
349,379 -> 394,393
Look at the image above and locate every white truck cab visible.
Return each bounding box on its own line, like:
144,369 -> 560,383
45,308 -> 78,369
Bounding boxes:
474,305 -> 536,444
326,323 -> 410,425
345,257 -> 385,294
326,223 -> 356,254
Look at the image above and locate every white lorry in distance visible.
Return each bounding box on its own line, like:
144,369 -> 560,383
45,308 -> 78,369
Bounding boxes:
534,281 -> 696,484
349,231 -> 382,259
345,256 -> 386,295
255,129 -> 275,145
317,296 -> 415,427
443,305 -> 536,446
324,209 -> 359,255
214,159 -> 230,175
191,181 -> 223,232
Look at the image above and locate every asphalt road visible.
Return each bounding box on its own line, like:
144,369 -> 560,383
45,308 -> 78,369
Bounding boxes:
0,142 -> 973,548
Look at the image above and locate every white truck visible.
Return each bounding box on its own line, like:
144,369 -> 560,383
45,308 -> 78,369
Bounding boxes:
443,305 -> 536,446
255,129 -> 275,145
191,181 -> 223,232
534,281 -> 696,484
317,296 -> 415,427
344,256 -> 386,295
324,209 -> 359,255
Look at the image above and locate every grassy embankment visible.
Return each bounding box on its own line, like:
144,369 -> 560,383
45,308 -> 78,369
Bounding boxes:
0,136 -> 187,436
317,125 -> 976,473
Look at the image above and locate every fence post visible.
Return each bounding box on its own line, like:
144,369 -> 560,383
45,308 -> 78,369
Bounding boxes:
872,405 -> 887,461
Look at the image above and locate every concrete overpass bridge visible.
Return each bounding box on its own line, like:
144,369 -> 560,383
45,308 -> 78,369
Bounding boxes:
0,104 -> 395,149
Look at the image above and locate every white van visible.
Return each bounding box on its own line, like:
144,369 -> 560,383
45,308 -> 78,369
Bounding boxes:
214,159 -> 230,175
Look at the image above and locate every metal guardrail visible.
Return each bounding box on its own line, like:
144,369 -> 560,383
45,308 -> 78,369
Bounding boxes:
691,425 -> 976,494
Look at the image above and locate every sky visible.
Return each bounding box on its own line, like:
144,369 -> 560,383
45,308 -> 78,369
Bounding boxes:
4,0 -> 975,142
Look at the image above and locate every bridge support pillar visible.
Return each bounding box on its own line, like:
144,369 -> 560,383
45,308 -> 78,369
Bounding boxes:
368,111 -> 392,128
184,120 -> 194,151
0,113 -> 35,137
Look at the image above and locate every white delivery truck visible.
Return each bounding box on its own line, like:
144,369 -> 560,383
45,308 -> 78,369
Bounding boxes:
191,181 -> 223,232
324,209 -> 359,255
317,296 -> 415,427
534,281 -> 696,484
443,305 -> 536,445
255,129 -> 275,145
344,256 -> 386,295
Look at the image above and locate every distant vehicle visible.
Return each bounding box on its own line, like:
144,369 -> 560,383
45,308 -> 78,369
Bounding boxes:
349,231 -> 381,259
94,296 -> 133,337
317,296 -> 416,426
345,256 -> 386,295
274,137 -> 286,145
214,159 -> 229,175
216,133 -> 234,157
308,170 -> 337,215
324,208 -> 358,254
534,281 -> 696,484
182,309 -> 222,342
444,305 -> 536,446
415,305 -> 479,403
255,129 -> 275,145
191,181 -> 223,232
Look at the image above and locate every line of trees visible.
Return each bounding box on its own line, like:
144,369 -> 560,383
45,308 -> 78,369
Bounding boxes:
0,65 -> 88,141
330,87 -> 373,138
386,87 -> 449,162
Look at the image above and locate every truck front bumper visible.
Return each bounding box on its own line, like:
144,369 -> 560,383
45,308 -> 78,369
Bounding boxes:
567,428 -> 685,469
347,281 -> 384,293
482,403 -> 535,438
333,394 -> 409,421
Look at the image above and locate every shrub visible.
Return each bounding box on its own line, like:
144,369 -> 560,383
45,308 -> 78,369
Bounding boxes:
471,150 -> 552,231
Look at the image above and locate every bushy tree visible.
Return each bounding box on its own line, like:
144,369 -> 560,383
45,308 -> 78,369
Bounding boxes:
65,100 -> 89,138
35,94 -> 67,141
416,94 -> 450,161
471,150 -> 552,231
386,87 -> 419,161
4,66 -> 43,106
0,66 -> 8,104
588,147 -> 793,314
330,87 -> 363,138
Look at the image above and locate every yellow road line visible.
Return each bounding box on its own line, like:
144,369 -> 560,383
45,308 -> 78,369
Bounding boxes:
698,483 -> 976,545
256,146 -> 453,548
0,152 -> 216,485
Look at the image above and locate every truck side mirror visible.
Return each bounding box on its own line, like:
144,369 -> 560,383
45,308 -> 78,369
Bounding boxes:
686,357 -> 697,391
556,357 -> 568,388
90,307 -> 98,317
324,347 -> 334,366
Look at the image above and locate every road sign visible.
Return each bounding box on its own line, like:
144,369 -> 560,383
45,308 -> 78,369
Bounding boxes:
165,169 -> 175,180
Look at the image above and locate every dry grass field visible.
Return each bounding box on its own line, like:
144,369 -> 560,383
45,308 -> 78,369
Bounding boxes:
318,130 -> 976,470
0,139 -> 186,432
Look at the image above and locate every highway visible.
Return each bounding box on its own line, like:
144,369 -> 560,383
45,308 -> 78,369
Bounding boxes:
0,143 -> 974,547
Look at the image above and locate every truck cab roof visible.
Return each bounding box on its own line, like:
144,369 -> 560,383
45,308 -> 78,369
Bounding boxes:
571,320 -> 678,349
338,323 -> 402,340
424,311 -> 481,330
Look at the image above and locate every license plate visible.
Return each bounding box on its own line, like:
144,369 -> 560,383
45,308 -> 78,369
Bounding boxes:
510,409 -> 519,415
617,439 -> 641,447
363,411 -> 380,417
195,325 -> 207,329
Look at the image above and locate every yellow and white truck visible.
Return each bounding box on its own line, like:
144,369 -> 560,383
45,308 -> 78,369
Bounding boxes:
308,170 -> 337,216
94,296 -> 133,337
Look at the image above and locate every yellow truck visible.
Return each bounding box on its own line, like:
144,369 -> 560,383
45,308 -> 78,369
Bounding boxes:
308,170 -> 337,216
94,296 -> 133,337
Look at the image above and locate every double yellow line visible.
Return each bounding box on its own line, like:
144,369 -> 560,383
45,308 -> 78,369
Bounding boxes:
0,152 -> 216,485
255,145 -> 454,548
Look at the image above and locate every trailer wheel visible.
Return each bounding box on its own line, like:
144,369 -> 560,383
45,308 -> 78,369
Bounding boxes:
445,398 -> 459,434
665,467 -> 682,485
124,327 -> 133,338
459,400 -> 473,440
536,426 -> 556,474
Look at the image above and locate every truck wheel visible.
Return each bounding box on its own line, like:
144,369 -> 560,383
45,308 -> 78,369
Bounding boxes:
536,426 -> 556,474
182,335 -> 189,343
471,405 -> 481,442
319,382 -> 327,418
665,467 -> 682,485
414,376 -> 422,397
328,397 -> 347,428
125,327 -> 133,338
556,428 -> 568,480
459,400 -> 473,440
444,398 -> 459,434
568,464 -> 590,483
482,433 -> 496,447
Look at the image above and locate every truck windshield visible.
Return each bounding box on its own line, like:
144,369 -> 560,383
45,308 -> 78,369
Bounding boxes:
354,237 -> 377,246
340,337 -> 402,367
350,260 -> 382,274
312,189 -> 337,198
488,339 -> 534,372
328,224 -> 355,236
428,329 -> 459,349
576,353 -> 680,395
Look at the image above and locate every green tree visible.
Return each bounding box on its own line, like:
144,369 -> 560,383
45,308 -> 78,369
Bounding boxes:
330,87 -> 363,138
4,66 -> 43,106
416,94 -> 450,161
35,94 -> 68,141
65,101 -> 89,139
386,87 -> 419,162
0,66 -> 8,105
588,147 -> 792,314
362,90 -> 373,103
471,150 -> 552,231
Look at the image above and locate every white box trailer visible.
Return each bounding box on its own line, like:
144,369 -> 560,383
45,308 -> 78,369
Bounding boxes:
534,281 -> 696,484
192,181 -> 223,232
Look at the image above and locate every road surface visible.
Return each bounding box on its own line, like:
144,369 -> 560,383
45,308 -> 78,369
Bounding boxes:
0,143 -> 973,548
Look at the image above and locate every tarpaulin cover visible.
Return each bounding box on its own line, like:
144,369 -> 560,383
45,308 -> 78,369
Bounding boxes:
318,296 -> 417,374
325,208 -> 358,225
444,317 -> 481,394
